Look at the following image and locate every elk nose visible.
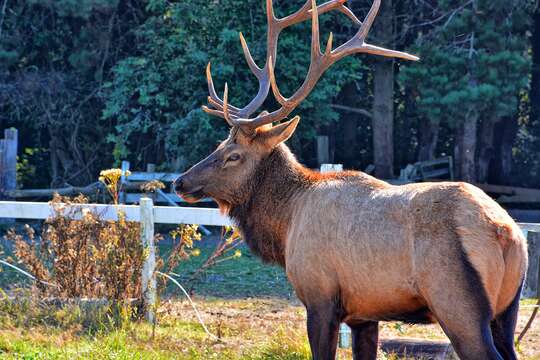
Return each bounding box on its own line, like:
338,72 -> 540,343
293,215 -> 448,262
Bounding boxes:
174,177 -> 184,193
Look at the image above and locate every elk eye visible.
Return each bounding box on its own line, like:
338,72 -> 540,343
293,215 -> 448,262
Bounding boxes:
227,153 -> 241,162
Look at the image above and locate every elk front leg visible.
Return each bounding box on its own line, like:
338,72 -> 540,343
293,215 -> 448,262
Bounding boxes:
306,301 -> 341,360
350,321 -> 379,360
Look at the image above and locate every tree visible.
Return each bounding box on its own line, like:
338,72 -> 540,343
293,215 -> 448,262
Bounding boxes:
0,0 -> 146,187
400,0 -> 530,183
103,0 -> 361,171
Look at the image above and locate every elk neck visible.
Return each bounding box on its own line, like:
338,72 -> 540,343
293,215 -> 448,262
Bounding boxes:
228,144 -> 317,267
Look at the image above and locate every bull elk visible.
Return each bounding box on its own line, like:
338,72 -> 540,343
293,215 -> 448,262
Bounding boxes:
174,0 -> 528,359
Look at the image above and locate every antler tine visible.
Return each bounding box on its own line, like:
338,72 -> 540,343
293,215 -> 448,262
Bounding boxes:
205,63 -> 241,114
310,0 -> 322,59
357,0 -> 380,41
337,4 -> 362,26
268,56 -> 287,106
239,32 -> 264,77
331,0 -> 419,62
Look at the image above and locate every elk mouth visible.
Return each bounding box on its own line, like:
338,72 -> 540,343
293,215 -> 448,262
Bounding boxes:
178,187 -> 206,203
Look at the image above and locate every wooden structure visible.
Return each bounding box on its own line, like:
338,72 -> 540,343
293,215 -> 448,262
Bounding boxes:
476,184 -> 540,205
399,157 -> 454,183
317,135 -> 331,165
0,128 -> 17,200
525,231 -> 540,298
118,161 -> 214,205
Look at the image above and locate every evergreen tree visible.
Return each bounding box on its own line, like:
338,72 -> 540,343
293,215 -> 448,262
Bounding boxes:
400,0 -> 530,183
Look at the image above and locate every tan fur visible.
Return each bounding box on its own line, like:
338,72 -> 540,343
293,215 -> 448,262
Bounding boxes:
285,177 -> 527,322
177,124 -> 528,327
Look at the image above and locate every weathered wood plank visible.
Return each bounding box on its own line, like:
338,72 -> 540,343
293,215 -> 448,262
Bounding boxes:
140,198 -> 156,323
317,136 -> 330,165
3,129 -> 17,196
520,223 -> 540,234
476,184 -> 540,198
524,231 -> 540,298
125,192 -> 213,204
128,172 -> 180,182
5,182 -> 103,198
0,201 -> 231,226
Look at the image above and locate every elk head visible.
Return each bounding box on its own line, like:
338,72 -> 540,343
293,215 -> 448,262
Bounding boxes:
174,0 -> 418,209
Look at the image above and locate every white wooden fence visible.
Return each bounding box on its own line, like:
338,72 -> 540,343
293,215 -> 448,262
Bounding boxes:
0,199 -> 539,322
0,199 -> 231,321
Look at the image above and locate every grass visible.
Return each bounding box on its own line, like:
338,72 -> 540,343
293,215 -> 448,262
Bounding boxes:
0,235 -> 539,359
0,297 -> 536,359
159,241 -> 294,299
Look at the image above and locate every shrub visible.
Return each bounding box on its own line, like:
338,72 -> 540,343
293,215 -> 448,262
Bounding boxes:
6,194 -> 146,301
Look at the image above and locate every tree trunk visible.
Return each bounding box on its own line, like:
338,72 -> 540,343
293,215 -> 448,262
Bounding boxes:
456,118 -> 478,183
476,118 -> 497,183
489,117 -> 518,185
338,82 -> 360,168
372,0 -> 395,179
417,119 -> 440,161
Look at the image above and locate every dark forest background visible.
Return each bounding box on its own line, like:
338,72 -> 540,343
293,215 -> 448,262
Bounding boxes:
0,0 -> 539,189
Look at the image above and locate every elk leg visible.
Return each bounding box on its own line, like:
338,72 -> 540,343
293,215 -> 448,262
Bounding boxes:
490,281 -> 522,360
425,262 -> 504,359
437,318 -> 503,360
350,321 -> 379,360
306,301 -> 341,360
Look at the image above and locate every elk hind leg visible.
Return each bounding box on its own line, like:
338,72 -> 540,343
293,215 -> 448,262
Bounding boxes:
490,281 -> 523,360
349,320 -> 378,360
424,248 -> 503,359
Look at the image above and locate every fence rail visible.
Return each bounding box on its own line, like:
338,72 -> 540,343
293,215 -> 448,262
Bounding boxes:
0,201 -> 231,226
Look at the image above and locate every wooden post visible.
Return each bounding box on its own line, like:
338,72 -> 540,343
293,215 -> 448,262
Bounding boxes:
317,135 -> 330,166
0,139 -> 4,196
120,160 -> 130,204
524,231 -> 540,298
0,129 -> 17,200
140,197 -> 156,323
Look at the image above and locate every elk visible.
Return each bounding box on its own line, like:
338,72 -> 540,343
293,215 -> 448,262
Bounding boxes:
174,1 -> 528,359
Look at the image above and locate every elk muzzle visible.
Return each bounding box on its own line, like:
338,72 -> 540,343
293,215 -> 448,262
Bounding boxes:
174,173 -> 206,203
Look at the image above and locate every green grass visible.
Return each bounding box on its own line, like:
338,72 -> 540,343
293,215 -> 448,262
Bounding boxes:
160,242 -> 294,299
0,307 -> 311,360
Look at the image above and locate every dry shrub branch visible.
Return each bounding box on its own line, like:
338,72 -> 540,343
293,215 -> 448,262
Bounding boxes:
7,194 -> 146,301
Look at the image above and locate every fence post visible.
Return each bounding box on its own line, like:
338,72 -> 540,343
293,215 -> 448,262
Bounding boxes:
524,231 -> 540,298
317,135 -> 330,166
120,160 -> 130,204
140,197 -> 156,323
0,129 -> 17,199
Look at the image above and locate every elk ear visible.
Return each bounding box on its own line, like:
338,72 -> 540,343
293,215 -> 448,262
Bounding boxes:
258,116 -> 300,148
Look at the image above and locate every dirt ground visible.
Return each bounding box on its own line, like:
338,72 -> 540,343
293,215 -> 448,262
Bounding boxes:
162,297 -> 540,359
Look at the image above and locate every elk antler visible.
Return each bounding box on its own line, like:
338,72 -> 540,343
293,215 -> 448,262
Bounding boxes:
203,0 -> 419,132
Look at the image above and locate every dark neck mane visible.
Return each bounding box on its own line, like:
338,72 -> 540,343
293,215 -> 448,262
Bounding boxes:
227,145 -> 380,267
228,145 -> 310,267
